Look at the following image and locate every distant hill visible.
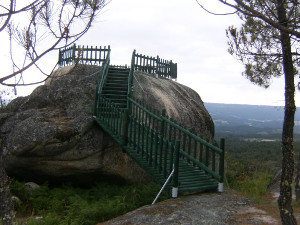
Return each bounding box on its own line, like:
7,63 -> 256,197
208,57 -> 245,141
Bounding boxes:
204,103 -> 300,136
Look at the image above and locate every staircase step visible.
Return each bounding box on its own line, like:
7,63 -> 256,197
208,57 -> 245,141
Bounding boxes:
104,82 -> 128,87
102,94 -> 127,99
108,73 -> 129,77
103,87 -> 128,92
102,89 -> 127,94
107,73 -> 128,77
109,67 -> 130,71
105,82 -> 128,87
107,74 -> 128,78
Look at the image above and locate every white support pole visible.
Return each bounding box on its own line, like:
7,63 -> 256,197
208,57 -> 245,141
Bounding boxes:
172,187 -> 178,198
218,183 -> 224,193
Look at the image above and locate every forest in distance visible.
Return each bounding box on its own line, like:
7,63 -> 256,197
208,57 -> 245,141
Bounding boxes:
205,102 -> 300,138
205,102 -> 300,167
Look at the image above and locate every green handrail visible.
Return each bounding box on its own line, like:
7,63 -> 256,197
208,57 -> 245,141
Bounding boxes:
128,50 -> 135,100
94,46 -> 111,116
127,97 -> 225,183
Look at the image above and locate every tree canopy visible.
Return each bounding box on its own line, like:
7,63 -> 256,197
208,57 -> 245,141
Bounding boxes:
196,0 -> 299,224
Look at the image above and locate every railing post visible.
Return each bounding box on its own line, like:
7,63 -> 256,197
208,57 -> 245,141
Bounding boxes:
72,43 -> 76,64
128,50 -> 136,102
58,48 -> 62,67
218,138 -> 225,193
172,140 -> 180,198
156,55 -> 159,78
170,61 -> 177,80
159,109 -> 166,173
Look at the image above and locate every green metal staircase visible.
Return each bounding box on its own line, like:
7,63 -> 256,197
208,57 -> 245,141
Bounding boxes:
93,49 -> 225,197
101,67 -> 129,109
58,44 -> 225,196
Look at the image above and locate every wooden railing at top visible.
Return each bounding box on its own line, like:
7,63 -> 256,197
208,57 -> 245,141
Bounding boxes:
58,44 -> 110,67
130,50 -> 177,80
127,50 -> 178,106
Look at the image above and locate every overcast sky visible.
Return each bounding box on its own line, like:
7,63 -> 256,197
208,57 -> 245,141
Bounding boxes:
1,0 -> 299,107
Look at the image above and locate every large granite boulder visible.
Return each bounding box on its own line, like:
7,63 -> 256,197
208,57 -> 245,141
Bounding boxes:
132,71 -> 214,138
0,64 -> 214,185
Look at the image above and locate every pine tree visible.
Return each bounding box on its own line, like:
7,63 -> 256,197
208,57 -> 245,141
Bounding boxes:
197,0 -> 299,223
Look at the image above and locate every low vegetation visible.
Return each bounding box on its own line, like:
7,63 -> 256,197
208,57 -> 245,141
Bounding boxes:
7,181 -> 169,225
223,132 -> 300,203
4,131 -> 299,224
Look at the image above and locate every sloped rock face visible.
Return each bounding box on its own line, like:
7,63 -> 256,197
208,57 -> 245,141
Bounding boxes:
132,71 -> 214,138
0,64 -> 214,185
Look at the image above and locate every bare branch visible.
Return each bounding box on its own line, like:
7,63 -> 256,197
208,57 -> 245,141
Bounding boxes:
1,0 -> 108,86
217,0 -> 300,38
0,0 -> 15,32
195,0 -> 237,16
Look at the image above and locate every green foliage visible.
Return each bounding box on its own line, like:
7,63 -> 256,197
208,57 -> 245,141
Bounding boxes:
226,1 -> 299,88
226,155 -> 273,203
223,137 -> 300,203
9,181 -> 169,225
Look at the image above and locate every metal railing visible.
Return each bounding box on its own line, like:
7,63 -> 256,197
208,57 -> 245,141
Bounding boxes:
94,94 -> 225,193
92,46 -> 225,195
127,97 -> 225,184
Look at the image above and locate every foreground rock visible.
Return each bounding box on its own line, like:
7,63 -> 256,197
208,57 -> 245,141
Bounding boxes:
99,189 -> 284,225
0,64 -> 214,185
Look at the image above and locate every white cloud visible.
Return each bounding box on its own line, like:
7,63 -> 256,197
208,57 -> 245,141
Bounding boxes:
0,0 -> 299,106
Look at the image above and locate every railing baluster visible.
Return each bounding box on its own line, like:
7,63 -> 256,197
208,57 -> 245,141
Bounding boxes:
187,129 -> 192,163
212,143 -> 216,172
163,138 -> 168,178
134,101 -> 139,149
149,129 -> 153,166
154,132 -> 158,168
182,128 -> 187,159
169,142 -> 174,174
199,136 -> 203,163
168,120 -> 172,142
137,122 -> 141,154
173,140 -> 180,197
141,124 -> 145,157
193,137 -> 197,166
145,105 -> 149,160
205,138 -> 210,168
128,115 -> 133,145
219,138 -> 225,183
158,135 -> 163,173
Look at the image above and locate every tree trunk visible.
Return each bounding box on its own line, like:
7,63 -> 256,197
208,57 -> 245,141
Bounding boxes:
276,1 -> 297,224
295,155 -> 300,200
0,154 -> 17,225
